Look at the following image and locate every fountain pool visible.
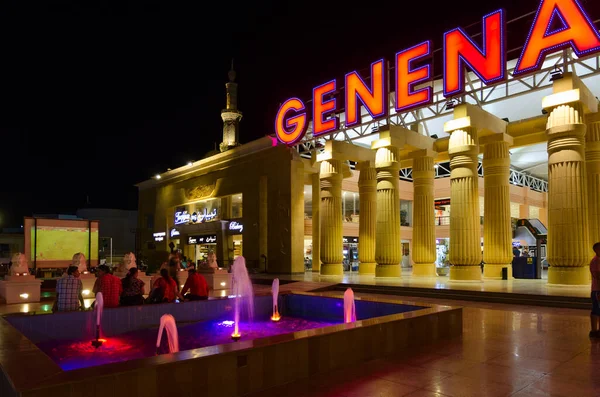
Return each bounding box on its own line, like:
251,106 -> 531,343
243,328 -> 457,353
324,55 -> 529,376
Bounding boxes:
0,292 -> 462,397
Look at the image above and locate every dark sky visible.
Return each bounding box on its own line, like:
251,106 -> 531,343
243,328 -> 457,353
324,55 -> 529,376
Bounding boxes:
0,0 -> 598,227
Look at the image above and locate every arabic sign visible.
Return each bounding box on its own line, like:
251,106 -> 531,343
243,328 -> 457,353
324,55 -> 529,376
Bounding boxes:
188,234 -> 218,245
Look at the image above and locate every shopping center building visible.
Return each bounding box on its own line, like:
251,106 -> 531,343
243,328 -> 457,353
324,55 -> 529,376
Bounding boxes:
137,0 -> 600,286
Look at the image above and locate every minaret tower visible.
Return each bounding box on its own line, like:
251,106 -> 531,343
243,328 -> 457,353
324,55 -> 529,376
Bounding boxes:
220,60 -> 243,152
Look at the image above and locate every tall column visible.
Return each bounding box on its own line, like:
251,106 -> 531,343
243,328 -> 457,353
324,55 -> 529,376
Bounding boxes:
586,109 -> 600,247
545,99 -> 590,285
448,126 -> 481,281
311,172 -> 321,272
320,159 -> 343,275
374,146 -> 402,277
482,140 -> 513,279
412,155 -> 436,277
358,162 -> 377,274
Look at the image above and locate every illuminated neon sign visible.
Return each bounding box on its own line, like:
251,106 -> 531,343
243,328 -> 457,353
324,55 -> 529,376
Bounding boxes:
274,0 -> 600,145
229,221 -> 244,233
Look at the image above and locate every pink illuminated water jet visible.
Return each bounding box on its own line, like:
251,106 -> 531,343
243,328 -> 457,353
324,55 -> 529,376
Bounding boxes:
343,288 -> 356,323
231,256 -> 254,340
92,292 -> 104,348
271,278 -> 280,322
156,314 -> 179,354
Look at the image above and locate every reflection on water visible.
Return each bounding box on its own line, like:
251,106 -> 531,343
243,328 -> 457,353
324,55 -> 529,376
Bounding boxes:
37,316 -> 339,371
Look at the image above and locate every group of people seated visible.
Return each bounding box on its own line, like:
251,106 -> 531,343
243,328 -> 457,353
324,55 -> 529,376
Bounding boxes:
54,256 -> 210,312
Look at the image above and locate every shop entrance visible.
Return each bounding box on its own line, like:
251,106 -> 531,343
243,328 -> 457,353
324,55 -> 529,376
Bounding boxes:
188,234 -> 218,267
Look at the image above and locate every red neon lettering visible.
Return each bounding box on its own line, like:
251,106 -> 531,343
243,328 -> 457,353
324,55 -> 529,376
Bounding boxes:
515,0 -> 600,74
312,80 -> 338,136
444,9 -> 505,97
275,98 -> 307,145
345,60 -> 387,126
395,41 -> 432,112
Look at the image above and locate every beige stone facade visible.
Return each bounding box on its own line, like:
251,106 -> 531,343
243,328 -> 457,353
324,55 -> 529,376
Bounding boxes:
138,74 -> 600,287
137,138 -> 305,274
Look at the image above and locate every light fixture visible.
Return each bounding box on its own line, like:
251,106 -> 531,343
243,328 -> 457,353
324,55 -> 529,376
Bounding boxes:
430,134 -> 438,139
502,117 -> 509,123
19,293 -> 29,299
541,109 -> 548,115
445,99 -> 458,110
220,282 -> 226,287
434,164 -> 439,169
82,289 -> 90,296
187,161 -> 193,166
155,174 -> 161,180
549,67 -> 563,82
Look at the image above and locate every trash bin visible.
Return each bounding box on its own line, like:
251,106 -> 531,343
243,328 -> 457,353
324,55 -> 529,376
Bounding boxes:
501,267 -> 508,280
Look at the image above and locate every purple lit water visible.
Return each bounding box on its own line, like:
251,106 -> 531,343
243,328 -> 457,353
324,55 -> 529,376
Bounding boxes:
37,316 -> 339,371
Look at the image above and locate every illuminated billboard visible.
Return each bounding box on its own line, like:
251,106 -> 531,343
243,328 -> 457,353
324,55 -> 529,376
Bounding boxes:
24,217 -> 99,269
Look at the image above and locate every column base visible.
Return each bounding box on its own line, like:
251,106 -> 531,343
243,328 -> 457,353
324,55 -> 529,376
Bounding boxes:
483,264 -> 512,280
358,263 -> 376,275
375,264 -> 401,278
548,266 -> 589,285
320,264 -> 343,276
412,263 -> 436,277
449,266 -> 482,282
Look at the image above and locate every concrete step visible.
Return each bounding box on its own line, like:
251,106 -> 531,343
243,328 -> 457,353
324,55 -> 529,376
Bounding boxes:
313,283 -> 590,310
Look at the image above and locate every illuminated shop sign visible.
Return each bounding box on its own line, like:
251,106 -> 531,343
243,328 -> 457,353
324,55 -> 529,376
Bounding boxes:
195,208 -> 218,223
188,235 -> 218,245
275,0 -> 600,145
174,211 -> 190,225
229,221 -> 244,233
343,237 -> 358,244
170,228 -> 180,238
174,208 -> 218,225
435,199 -> 451,206
153,232 -> 166,242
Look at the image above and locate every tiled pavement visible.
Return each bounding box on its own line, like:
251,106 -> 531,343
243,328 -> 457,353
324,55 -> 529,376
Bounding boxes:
247,293 -> 600,397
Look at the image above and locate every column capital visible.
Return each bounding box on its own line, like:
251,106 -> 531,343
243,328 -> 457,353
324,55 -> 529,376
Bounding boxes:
316,140 -> 375,163
446,104 -> 507,135
543,72 -> 597,114
542,88 -> 597,114
479,132 -> 514,146
356,160 -> 375,170
407,148 -> 437,160
371,126 -> 435,152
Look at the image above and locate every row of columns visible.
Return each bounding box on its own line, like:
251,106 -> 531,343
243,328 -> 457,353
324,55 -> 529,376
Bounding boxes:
313,73 -> 599,285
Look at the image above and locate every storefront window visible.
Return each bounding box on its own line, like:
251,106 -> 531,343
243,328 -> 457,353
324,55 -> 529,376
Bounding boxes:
530,206 -> 540,219
343,191 -> 359,223
510,202 -> 520,219
400,200 -> 412,226
304,185 -> 313,219
231,194 -> 243,219
434,199 -> 450,226
233,235 -> 243,259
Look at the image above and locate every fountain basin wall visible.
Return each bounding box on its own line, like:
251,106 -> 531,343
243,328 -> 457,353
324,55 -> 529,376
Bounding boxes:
0,292 -> 462,397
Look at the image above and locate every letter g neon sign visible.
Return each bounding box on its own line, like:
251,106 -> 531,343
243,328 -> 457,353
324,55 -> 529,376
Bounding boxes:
275,97 -> 308,145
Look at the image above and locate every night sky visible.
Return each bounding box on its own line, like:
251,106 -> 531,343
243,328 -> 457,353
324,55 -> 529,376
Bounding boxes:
0,0 -> 598,228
